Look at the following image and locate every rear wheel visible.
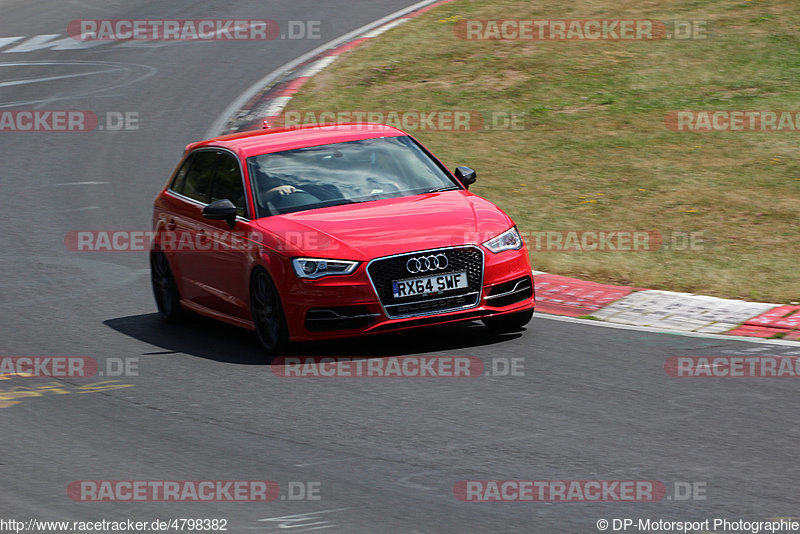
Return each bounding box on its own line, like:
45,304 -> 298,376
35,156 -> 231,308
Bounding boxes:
150,250 -> 182,322
250,268 -> 289,355
483,309 -> 533,334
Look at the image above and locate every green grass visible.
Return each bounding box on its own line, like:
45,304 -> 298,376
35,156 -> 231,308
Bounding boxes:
287,0 -> 800,303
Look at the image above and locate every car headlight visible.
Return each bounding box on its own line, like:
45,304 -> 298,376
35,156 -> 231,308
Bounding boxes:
483,226 -> 523,253
292,258 -> 360,279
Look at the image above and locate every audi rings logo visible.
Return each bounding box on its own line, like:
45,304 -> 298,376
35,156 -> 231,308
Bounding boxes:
406,253 -> 448,274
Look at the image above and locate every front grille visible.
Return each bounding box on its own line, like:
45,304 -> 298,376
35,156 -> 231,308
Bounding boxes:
367,246 -> 484,319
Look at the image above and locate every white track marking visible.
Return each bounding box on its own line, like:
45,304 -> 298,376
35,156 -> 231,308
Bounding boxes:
301,55 -> 337,77
253,509 -> 347,532
362,17 -> 410,39
537,313 -> 800,346
256,96 -> 292,118
0,37 -> 23,49
0,68 -> 130,88
54,206 -> 101,212
0,60 -> 157,108
52,181 -> 110,186
3,34 -> 106,52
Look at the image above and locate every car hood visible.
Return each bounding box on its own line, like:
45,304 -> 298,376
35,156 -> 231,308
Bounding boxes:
253,190 -> 515,260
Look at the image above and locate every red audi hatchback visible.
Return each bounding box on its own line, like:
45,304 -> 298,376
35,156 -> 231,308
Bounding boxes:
151,123 -> 534,354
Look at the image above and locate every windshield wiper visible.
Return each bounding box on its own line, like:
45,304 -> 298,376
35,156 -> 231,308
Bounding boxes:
424,186 -> 460,193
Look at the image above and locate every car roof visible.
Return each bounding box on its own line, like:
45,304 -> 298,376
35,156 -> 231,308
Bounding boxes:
187,123 -> 407,159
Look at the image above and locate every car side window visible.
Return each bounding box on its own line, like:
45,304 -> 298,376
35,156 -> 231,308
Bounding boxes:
210,152 -> 247,218
181,150 -> 218,204
169,154 -> 194,194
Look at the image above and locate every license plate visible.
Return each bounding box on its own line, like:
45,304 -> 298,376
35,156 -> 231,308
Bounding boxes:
392,271 -> 468,298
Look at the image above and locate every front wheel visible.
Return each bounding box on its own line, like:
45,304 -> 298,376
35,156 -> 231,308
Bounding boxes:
150,250 -> 182,322
483,309 -> 534,334
250,268 -> 289,356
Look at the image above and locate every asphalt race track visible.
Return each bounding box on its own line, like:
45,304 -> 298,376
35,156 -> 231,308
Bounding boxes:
1,2 -> 797,532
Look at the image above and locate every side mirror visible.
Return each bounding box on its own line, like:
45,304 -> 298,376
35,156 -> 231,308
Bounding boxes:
454,166 -> 477,189
202,199 -> 238,229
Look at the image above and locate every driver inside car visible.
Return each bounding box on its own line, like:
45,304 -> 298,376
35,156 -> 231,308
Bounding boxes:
253,168 -> 297,201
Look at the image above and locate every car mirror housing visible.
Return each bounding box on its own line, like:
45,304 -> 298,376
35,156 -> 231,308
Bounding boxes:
202,199 -> 238,229
454,166 -> 477,189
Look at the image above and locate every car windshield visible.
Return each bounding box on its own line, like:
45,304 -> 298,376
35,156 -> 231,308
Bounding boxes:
247,135 -> 459,217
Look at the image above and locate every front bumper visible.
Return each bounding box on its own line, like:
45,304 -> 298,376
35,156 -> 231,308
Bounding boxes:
282,246 -> 534,342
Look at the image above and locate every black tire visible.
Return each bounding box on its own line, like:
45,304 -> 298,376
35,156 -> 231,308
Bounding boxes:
150,250 -> 182,322
250,268 -> 289,355
483,309 -> 534,334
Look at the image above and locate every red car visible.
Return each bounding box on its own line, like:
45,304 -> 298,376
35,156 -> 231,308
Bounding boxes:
151,123 -> 534,354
